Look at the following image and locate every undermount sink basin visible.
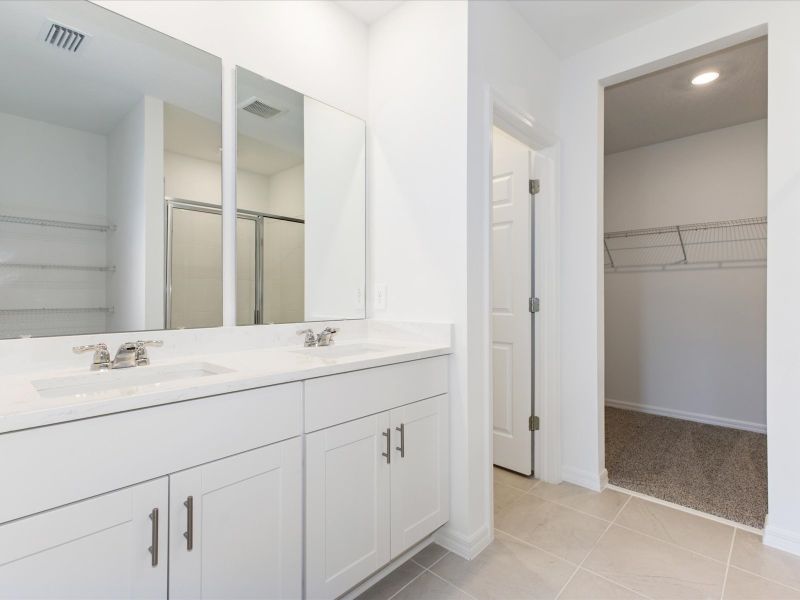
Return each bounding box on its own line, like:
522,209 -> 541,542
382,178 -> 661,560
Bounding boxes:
290,343 -> 397,359
32,362 -> 234,399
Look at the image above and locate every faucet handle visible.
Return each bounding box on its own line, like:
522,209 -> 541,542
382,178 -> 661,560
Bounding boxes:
135,340 -> 163,366
73,343 -> 111,371
297,329 -> 317,347
317,326 -> 340,346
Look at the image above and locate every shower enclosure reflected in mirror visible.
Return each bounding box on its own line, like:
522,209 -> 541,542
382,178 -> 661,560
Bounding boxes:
0,0 -> 222,339
234,67 -> 366,324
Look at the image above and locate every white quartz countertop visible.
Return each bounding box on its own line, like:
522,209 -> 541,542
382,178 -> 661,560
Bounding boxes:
0,338 -> 451,434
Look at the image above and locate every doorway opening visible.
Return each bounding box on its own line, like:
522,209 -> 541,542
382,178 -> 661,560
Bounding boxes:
602,37 -> 768,528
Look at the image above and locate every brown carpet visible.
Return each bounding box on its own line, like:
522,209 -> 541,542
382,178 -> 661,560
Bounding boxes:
605,406 -> 767,528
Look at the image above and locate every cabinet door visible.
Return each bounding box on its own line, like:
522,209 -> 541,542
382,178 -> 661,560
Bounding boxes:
169,439 -> 302,600
306,412 -> 391,599
390,394 -> 450,558
0,478 -> 168,599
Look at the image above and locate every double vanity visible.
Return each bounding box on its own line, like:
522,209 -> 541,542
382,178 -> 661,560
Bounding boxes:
0,2 -> 449,598
0,322 -> 451,599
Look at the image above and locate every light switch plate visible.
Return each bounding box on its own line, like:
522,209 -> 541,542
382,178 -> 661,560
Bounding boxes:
374,284 -> 388,311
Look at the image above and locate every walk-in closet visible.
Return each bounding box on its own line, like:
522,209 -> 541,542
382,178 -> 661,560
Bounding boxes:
603,37 -> 768,527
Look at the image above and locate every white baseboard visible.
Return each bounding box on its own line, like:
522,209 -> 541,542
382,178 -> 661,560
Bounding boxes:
435,522 -> 492,560
763,516 -> 800,557
605,398 -> 766,434
561,465 -> 605,492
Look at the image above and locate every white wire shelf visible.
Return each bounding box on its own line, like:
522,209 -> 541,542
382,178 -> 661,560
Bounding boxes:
605,216 -> 767,271
0,263 -> 116,272
0,214 -> 116,232
0,307 -> 114,315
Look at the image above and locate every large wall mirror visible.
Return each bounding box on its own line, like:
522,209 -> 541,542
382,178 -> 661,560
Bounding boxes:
235,67 -> 366,324
0,1 -> 222,339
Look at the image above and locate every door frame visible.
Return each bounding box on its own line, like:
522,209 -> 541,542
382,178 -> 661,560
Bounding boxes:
489,94 -> 561,485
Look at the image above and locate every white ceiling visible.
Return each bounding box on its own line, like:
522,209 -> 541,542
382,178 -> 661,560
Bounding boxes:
509,1 -> 698,58
236,68 -> 304,176
604,37 -> 767,154
336,0 -> 402,24
0,1 -> 220,134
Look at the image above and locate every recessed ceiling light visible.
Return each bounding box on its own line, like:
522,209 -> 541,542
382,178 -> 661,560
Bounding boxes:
691,71 -> 719,86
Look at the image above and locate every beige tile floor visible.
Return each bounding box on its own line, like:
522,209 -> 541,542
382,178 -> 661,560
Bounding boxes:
357,468 -> 800,600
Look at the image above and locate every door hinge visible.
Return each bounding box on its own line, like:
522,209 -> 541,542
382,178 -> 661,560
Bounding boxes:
529,179 -> 540,195
529,297 -> 540,313
529,416 -> 540,431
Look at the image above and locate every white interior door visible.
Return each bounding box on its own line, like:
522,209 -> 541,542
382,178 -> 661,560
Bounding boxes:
491,127 -> 533,475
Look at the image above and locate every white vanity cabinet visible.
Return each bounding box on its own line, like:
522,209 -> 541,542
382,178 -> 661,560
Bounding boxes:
389,395 -> 450,559
169,439 -> 302,600
304,357 -> 449,599
0,478 -> 169,600
0,383 -> 303,600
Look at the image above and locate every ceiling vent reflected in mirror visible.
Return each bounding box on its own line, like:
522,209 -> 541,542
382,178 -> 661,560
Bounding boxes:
239,97 -> 282,120
43,20 -> 88,53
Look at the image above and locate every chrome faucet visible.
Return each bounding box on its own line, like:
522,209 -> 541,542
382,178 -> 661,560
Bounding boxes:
73,340 -> 162,370
298,329 -> 318,347
317,327 -> 339,347
297,327 -> 340,347
72,343 -> 111,371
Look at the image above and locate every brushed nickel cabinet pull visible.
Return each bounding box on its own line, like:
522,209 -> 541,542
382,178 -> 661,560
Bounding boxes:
395,423 -> 405,458
381,428 -> 391,464
183,496 -> 194,551
148,508 -> 159,567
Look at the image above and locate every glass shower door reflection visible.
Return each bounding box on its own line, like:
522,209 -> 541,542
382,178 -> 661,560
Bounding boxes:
168,207 -> 222,329
262,218 -> 304,324
236,217 -> 258,325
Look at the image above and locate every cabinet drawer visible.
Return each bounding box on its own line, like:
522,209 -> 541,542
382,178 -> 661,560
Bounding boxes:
304,356 -> 448,432
0,383 -> 302,525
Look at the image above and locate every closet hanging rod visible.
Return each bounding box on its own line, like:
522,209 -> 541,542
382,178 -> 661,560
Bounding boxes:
0,214 -> 116,232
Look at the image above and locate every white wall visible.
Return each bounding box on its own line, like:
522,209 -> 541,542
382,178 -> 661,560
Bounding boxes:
94,1 -> 368,120
368,0 -> 471,554
107,98 -> 145,333
165,151 -> 304,217
0,112 -> 108,337
465,0 -> 562,553
605,120 -> 767,430
558,1 -> 800,554
367,0 -> 560,558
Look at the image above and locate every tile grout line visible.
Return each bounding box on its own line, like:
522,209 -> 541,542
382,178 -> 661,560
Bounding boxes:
426,568 -> 480,600
406,549 -> 478,600
727,565 -> 800,595
580,494 -> 658,600
493,527 -> 581,568
720,527 -> 737,599
555,495 -> 634,600
501,477 -> 742,574
610,521 -> 731,565
384,549 -> 452,600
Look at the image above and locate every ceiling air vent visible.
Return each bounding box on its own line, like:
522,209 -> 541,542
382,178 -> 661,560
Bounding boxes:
43,21 -> 87,53
239,97 -> 282,120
